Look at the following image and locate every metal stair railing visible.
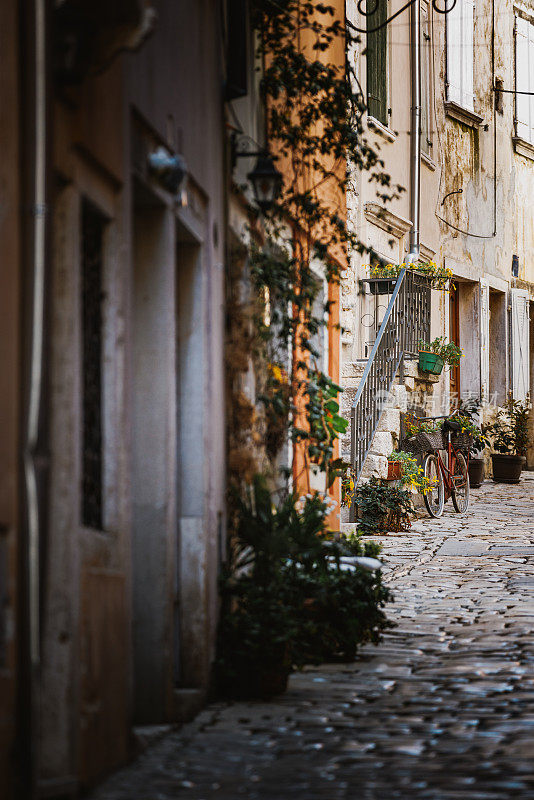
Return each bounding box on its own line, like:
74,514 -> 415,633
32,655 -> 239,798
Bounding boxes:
349,269 -> 430,519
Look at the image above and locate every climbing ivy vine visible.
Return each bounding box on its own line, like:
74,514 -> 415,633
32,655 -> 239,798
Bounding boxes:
234,0 -> 401,493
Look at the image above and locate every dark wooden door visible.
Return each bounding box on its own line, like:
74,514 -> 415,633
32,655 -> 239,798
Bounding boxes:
449,283 -> 460,404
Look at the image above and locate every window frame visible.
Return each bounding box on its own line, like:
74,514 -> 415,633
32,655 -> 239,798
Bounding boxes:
421,0 -> 433,156
514,14 -> 534,146
446,0 -> 475,113
366,0 -> 389,128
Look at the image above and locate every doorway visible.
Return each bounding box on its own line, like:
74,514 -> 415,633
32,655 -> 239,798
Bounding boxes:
131,182 -> 176,723
449,283 -> 460,403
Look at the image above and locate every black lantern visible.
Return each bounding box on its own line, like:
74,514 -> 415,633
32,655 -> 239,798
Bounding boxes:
247,154 -> 283,213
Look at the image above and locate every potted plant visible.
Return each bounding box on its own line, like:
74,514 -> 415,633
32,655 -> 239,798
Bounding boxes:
418,337 -> 463,376
354,477 -> 414,534
365,263 -> 400,295
362,261 -> 453,295
489,397 -> 531,483
457,398 -> 490,488
387,450 -> 421,482
216,477 -> 394,697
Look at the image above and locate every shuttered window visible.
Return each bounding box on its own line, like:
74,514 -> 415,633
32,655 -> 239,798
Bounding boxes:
515,16 -> 534,144
421,0 -> 432,155
366,0 -> 388,125
446,0 -> 475,111
510,288 -> 530,401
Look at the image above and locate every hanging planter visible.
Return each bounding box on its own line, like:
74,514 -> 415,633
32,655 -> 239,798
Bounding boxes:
418,337 -> 463,376
365,278 -> 397,296
418,351 -> 445,375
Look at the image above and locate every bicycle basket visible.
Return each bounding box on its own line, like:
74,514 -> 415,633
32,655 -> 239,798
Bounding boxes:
449,430 -> 473,452
401,430 -> 444,455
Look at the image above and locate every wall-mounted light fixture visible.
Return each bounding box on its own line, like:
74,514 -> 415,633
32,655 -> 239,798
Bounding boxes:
232,134 -> 283,213
147,146 -> 188,200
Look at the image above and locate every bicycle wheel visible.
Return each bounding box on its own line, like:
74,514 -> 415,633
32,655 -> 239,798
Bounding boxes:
451,451 -> 470,514
423,453 -> 444,518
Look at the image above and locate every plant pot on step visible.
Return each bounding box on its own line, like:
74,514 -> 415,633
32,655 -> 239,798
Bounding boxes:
468,457 -> 485,488
491,453 -> 526,484
418,351 -> 444,375
386,462 -> 402,480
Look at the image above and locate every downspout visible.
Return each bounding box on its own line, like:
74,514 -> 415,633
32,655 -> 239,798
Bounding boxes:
406,0 -> 421,265
19,0 -> 48,794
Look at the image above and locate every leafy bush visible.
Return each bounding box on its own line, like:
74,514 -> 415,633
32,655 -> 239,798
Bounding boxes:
215,476 -> 393,696
354,477 -> 413,534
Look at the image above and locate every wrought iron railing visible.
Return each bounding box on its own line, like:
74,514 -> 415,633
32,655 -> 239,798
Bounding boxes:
349,269 -> 431,516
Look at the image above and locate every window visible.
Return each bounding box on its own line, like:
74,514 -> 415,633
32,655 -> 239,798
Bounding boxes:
309,261 -> 329,374
515,16 -> 534,144
446,0 -> 475,111
81,199 -> 106,530
366,0 -> 388,126
421,1 -> 433,155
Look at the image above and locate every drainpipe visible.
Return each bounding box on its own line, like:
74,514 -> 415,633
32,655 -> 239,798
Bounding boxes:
18,0 -> 49,795
406,0 -> 421,266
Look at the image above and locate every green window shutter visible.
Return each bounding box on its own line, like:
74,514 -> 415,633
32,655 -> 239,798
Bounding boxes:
366,0 -> 388,125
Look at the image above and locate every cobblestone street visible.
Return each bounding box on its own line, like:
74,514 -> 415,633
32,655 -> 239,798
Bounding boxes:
91,476 -> 534,800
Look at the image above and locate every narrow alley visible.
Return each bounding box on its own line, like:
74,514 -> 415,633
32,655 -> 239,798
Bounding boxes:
90,476 -> 534,800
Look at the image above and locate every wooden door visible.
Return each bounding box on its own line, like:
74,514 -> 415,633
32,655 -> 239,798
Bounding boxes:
449,284 -> 460,403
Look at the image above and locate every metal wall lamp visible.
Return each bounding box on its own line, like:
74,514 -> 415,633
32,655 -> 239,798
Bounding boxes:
232,134 -> 283,213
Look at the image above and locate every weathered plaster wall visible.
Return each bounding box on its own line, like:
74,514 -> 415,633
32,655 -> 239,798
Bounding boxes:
41,0 -> 227,790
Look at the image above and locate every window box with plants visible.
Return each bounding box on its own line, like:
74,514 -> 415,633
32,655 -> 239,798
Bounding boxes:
488,398 -> 531,483
362,261 -> 453,296
418,337 -> 463,376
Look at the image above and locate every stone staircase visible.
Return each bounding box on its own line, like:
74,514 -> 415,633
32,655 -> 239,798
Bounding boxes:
340,358 -> 441,526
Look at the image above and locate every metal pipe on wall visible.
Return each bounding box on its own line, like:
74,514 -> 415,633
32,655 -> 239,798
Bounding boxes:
407,0 -> 421,264
18,0 -> 49,795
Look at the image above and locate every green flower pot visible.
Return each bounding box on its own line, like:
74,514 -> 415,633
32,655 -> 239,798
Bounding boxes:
418,351 -> 444,375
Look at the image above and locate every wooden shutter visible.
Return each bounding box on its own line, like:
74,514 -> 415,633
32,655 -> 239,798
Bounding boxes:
515,16 -> 534,143
447,0 -> 474,110
421,1 -> 431,154
447,0 -> 462,104
462,0 -> 475,111
479,280 -> 490,402
366,0 -> 388,125
510,289 -> 530,401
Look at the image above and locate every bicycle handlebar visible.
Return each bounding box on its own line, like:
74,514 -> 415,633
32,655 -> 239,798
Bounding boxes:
410,410 -> 459,421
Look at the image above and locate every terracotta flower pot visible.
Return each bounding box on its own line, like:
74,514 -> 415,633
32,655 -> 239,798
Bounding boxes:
386,461 -> 402,480
491,454 -> 526,484
468,457 -> 485,488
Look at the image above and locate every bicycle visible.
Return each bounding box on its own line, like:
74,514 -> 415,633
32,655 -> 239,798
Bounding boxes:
418,412 -> 471,518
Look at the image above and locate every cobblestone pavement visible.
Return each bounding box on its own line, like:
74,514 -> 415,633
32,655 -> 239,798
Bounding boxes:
91,476 -> 534,800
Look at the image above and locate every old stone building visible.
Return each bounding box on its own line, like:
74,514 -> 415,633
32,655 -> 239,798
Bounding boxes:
341,0 -> 534,484
1,1 -> 227,796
